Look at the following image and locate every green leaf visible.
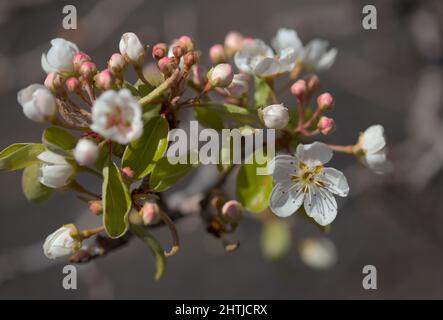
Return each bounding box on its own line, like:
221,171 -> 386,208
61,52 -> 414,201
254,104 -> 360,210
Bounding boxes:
102,160 -> 131,238
42,127 -> 77,153
149,154 -> 197,192
134,79 -> 155,97
131,221 -> 167,281
0,143 -> 45,171
194,107 -> 225,131
122,81 -> 140,98
254,77 -> 272,107
21,163 -> 53,203
261,220 -> 291,260
122,116 -> 169,179
142,104 -> 161,124
198,103 -> 258,125
236,150 -> 272,213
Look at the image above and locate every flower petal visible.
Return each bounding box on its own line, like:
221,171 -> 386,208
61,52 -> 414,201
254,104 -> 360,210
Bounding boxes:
269,181 -> 304,218
278,47 -> 297,73
296,142 -> 333,167
271,28 -> 303,55
364,148 -> 393,174
321,167 -> 349,197
362,124 -> 386,154
234,39 -> 274,74
267,154 -> 297,182
304,186 -> 337,226
252,57 -> 281,76
37,150 -> 68,164
317,48 -> 338,71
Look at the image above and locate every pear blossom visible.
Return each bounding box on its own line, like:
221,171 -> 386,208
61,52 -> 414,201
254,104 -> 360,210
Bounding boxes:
358,125 -> 393,174
261,104 -> 289,129
41,38 -> 79,74
268,142 -> 349,226
234,38 -> 297,76
43,225 -> 80,259
271,28 -> 303,58
225,73 -> 249,97
300,39 -> 337,72
90,89 -> 143,144
119,32 -> 146,65
38,150 -> 75,188
73,139 -> 99,166
208,63 -> 234,87
17,84 -> 56,122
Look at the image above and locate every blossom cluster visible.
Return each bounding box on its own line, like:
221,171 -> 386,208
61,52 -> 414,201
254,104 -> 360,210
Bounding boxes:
0,28 -> 392,278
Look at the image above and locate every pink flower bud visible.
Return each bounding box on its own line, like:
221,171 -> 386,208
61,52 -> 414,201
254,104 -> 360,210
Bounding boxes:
317,116 -> 336,135
183,51 -> 199,69
108,53 -> 127,75
191,65 -> 208,88
88,200 -> 103,215
122,166 -> 134,178
209,44 -> 226,64
290,80 -> 307,99
44,72 -> 64,93
152,43 -> 168,60
73,52 -> 92,73
95,69 -> 114,90
317,92 -> 335,111
221,200 -> 243,223
172,44 -> 186,59
178,35 -> 194,51
157,57 -> 176,76
140,203 -> 159,226
208,63 -> 234,88
79,61 -> 97,80
224,31 -> 244,54
65,77 -> 81,93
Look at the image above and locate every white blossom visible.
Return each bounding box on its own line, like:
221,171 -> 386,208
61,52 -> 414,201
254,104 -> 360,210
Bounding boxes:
17,84 -> 56,122
262,104 -> 289,129
43,225 -> 79,259
90,89 -> 143,144
268,142 -> 349,226
38,150 -> 75,188
73,139 -> 99,166
41,38 -> 79,74
225,73 -> 249,97
358,124 -> 393,174
300,39 -> 337,72
119,32 -> 146,65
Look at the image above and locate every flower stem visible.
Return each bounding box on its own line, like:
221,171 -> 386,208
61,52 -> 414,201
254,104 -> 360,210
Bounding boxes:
80,226 -> 105,239
327,144 -> 356,154
138,69 -> 180,107
157,209 -> 180,257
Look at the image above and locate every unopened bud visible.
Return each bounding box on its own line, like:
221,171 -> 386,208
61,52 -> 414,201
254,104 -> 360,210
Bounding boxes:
290,79 -> 307,99
224,31 -> 244,55
183,51 -> 199,69
119,32 -> 146,66
65,77 -> 81,93
191,65 -> 208,88
88,200 -> 103,215
44,72 -> 64,93
317,92 -> 335,111
208,63 -> 234,88
317,116 -> 336,135
221,200 -> 243,223
152,43 -> 168,60
140,203 -> 159,225
79,61 -> 97,80
209,44 -> 226,64
172,42 -> 187,59
157,57 -> 176,76
178,35 -> 194,51
74,138 -> 99,166
95,69 -> 114,90
122,166 -> 134,178
73,52 -> 92,73
261,104 -> 290,129
108,53 -> 127,75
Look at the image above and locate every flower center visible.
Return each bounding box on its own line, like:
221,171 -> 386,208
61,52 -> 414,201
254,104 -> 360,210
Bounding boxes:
106,106 -> 132,131
290,161 -> 325,188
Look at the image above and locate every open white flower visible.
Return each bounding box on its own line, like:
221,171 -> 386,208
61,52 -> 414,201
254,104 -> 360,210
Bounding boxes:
358,124 -> 393,174
38,150 -> 75,188
90,89 -> 143,144
300,39 -> 337,72
271,28 -> 303,58
17,84 -> 56,122
43,224 -> 80,259
41,38 -> 79,74
234,38 -> 297,76
268,142 -> 349,226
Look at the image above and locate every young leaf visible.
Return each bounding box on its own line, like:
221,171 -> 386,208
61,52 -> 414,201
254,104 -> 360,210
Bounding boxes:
198,103 -> 258,125
102,160 -> 131,238
236,151 -> 272,213
122,116 -> 169,179
22,163 -> 53,203
261,220 -> 291,260
254,76 -> 271,107
194,106 -> 224,131
131,222 -> 167,281
149,154 -> 197,192
42,127 -> 77,153
0,143 -> 45,171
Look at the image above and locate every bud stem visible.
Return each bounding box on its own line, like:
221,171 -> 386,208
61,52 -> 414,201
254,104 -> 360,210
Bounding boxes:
327,144 -> 356,154
79,226 -> 105,239
138,69 -> 180,107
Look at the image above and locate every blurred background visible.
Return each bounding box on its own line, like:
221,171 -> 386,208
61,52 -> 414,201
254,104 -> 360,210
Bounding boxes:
1,0 -> 443,299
